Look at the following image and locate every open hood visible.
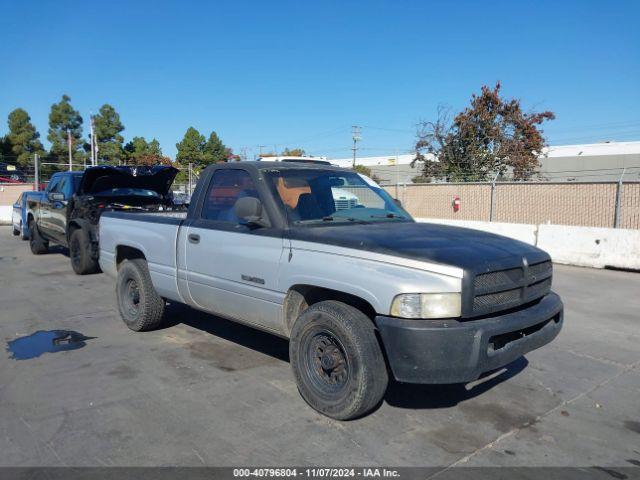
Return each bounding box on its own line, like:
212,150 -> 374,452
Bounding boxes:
78,165 -> 179,197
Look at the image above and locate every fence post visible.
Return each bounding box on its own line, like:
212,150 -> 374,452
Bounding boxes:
188,162 -> 193,196
613,168 -> 626,228
489,172 -> 499,222
34,154 -> 39,191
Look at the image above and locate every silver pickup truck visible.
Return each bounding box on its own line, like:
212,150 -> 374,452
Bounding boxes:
99,161 -> 563,420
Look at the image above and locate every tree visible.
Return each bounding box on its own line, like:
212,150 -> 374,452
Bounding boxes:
202,131 -> 227,164
414,82 -> 555,181
281,147 -> 306,157
6,108 -> 44,166
175,127 -> 206,166
93,104 -> 125,164
352,164 -> 382,183
47,94 -> 84,161
147,138 -> 162,157
0,135 -> 12,161
124,136 -> 165,164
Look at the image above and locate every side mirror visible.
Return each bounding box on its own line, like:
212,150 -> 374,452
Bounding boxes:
393,198 -> 402,208
234,197 -> 269,228
49,192 -> 65,201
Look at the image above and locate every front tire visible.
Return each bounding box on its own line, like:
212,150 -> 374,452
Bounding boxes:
116,258 -> 165,332
12,226 -> 20,236
20,222 -> 28,241
289,301 -> 388,420
69,228 -> 100,275
29,220 -> 49,254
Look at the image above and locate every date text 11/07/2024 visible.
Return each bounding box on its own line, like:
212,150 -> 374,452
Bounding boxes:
233,469 -> 401,478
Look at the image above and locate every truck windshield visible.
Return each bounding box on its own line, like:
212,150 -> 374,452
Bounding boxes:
265,169 -> 412,225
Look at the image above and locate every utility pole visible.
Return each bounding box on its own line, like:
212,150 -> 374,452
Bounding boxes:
34,154 -> 39,191
89,114 -> 96,167
67,129 -> 73,171
351,126 -> 361,168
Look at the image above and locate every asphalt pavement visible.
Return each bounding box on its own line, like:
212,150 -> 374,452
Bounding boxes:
0,227 -> 638,469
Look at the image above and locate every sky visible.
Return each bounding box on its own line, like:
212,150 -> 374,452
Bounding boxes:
1,0 -> 639,160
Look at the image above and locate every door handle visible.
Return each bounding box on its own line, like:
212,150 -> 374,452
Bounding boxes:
188,233 -> 200,244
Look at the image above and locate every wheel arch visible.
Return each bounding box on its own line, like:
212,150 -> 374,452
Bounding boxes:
283,284 -> 378,335
66,218 -> 93,242
115,245 -> 148,269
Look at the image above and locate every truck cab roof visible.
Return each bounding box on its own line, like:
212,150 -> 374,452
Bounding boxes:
206,161 -> 346,173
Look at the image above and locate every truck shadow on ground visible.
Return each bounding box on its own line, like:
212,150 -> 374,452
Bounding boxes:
383,356 -> 528,409
164,302 -> 528,410
43,245 -> 70,257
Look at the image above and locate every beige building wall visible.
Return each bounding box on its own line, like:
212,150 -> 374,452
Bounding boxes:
0,184 -> 34,206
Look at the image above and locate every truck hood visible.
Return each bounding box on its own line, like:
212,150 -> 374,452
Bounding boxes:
289,221 -> 549,274
78,165 -> 179,197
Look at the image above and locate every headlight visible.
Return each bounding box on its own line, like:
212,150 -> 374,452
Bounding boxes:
390,293 -> 461,319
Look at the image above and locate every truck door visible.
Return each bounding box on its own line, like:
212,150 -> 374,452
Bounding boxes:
47,174 -> 72,243
184,168 -> 286,334
38,174 -> 61,238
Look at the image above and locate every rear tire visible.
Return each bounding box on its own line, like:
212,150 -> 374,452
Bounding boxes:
289,300 -> 388,420
69,228 -> 100,275
29,220 -> 49,254
116,258 -> 165,332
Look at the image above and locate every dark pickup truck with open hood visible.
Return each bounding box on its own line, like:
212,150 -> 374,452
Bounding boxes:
27,165 -> 178,274
99,161 -> 563,420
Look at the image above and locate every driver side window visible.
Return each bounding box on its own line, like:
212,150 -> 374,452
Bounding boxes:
47,176 -> 61,194
202,170 -> 259,223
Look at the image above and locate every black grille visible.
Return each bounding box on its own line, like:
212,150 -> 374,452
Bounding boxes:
527,277 -> 552,300
529,260 -> 552,277
469,260 -> 553,316
474,267 -> 523,290
473,288 -> 521,310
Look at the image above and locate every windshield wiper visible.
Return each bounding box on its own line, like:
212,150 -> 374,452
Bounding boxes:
295,216 -> 367,224
369,213 -> 408,220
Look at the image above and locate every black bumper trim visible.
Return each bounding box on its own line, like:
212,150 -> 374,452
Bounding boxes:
375,292 -> 563,384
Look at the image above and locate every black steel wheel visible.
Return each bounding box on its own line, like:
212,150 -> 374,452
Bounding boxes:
289,300 -> 388,420
123,278 -> 141,317
303,329 -> 350,396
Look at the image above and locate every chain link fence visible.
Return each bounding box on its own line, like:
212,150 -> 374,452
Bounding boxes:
385,181 -> 640,229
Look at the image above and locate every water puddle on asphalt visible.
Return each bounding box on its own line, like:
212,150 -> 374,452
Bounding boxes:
6,330 -> 95,360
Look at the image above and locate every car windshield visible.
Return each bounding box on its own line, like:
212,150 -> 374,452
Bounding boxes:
92,188 -> 161,198
265,169 -> 412,225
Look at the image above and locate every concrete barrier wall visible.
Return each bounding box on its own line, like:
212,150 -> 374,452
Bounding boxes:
537,224 -> 640,270
417,217 -> 640,270
0,206 -> 11,224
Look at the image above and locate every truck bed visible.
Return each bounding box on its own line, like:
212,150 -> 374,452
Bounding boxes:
99,210 -> 187,301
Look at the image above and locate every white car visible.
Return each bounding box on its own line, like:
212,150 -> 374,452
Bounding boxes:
331,187 -> 359,210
